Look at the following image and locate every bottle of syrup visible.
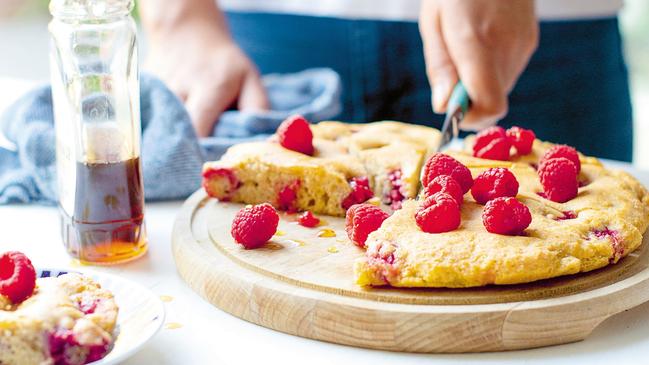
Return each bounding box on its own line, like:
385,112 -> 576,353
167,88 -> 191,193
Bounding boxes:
49,0 -> 147,264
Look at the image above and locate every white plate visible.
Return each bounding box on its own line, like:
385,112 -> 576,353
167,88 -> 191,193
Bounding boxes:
38,269 -> 165,365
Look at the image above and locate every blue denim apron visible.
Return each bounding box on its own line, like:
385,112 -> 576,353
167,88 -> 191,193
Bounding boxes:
226,12 -> 633,161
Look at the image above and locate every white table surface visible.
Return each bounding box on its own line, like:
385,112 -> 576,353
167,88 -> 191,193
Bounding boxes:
2,79 -> 649,365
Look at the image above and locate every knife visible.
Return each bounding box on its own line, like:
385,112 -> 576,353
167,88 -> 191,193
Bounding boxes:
437,81 -> 471,152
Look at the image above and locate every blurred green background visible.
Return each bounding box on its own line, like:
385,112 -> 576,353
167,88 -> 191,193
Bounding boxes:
0,0 -> 647,166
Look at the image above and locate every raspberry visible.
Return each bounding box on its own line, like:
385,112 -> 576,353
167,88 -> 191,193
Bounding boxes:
202,167 -> 239,201
506,126 -> 536,155
415,192 -> 461,233
341,176 -> 374,210
590,228 -> 623,263
277,180 -> 300,212
277,115 -> 314,155
0,251 -> 36,304
385,169 -> 406,210
471,167 -> 519,205
297,211 -> 320,228
48,328 -> 110,365
556,210 -> 577,220
474,137 -> 512,161
421,153 -> 473,194
541,145 -> 581,173
473,126 -> 506,154
423,175 -> 464,205
482,197 -> 532,235
231,203 -> 280,249
538,157 -> 578,203
345,204 -> 389,248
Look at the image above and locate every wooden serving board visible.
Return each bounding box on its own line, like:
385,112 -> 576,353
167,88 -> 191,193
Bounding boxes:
172,189 -> 649,353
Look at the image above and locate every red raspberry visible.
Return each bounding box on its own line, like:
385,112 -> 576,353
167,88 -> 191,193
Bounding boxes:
506,126 -> 536,155
231,203 -> 280,249
482,197 -> 532,235
341,176 -> 374,210
277,115 -> 314,155
202,167 -> 239,201
423,175 -> 464,205
415,192 -> 461,233
277,180 -> 300,212
421,153 -> 473,194
538,157 -> 579,203
473,126 -> 507,154
541,145 -> 581,173
0,251 -> 36,304
470,167 -> 519,205
474,137 -> 512,161
297,211 -> 320,228
345,204 -> 389,248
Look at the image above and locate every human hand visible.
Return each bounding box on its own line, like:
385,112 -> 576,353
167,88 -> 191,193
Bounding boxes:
144,18 -> 268,137
419,0 -> 538,130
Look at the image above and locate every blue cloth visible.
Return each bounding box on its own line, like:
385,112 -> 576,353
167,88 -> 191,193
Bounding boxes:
227,13 -> 632,161
0,69 -> 342,204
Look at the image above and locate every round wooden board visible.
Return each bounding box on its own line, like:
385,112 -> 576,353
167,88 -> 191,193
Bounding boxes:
172,189 -> 649,353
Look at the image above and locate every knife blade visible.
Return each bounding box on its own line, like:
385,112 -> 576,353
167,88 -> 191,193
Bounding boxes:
437,81 -> 470,152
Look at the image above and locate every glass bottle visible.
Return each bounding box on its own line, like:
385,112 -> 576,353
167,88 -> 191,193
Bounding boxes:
49,0 -> 147,264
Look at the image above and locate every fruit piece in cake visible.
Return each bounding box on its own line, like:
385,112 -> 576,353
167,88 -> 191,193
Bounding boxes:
421,153 -> 473,193
277,180 -> 300,212
541,144 -> 581,173
0,251 -> 36,304
471,167 -> 519,205
341,176 -> 374,210
0,272 -> 118,365
506,126 -> 535,155
538,157 -> 578,203
277,115 -> 314,155
482,197 -> 532,235
415,192 -> 461,233
297,211 -> 320,228
345,204 -> 390,248
231,203 -> 279,249
202,167 -> 239,201
423,175 -> 464,205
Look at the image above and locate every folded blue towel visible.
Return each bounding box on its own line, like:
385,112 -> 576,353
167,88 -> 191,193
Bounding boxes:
0,69 -> 342,204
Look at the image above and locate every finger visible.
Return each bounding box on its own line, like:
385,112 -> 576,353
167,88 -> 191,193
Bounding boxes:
446,39 -> 508,129
185,84 -> 238,137
419,0 -> 458,114
238,70 -> 270,111
166,76 -> 190,103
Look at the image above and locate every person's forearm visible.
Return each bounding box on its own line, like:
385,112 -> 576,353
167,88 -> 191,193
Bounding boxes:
139,0 -> 231,43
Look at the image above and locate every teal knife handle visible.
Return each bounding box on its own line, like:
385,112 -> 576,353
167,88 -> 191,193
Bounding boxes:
448,81 -> 470,114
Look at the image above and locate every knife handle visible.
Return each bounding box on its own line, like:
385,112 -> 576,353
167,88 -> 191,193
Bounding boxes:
448,81 -> 470,115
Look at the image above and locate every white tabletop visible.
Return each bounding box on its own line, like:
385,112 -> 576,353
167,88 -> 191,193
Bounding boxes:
2,79 -> 649,364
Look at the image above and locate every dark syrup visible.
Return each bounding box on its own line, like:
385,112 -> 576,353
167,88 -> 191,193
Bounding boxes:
61,157 -> 147,264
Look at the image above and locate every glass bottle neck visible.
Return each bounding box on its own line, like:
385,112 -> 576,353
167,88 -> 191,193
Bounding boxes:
49,0 -> 133,21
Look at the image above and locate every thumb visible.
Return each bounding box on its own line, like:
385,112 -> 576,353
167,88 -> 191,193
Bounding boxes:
185,84 -> 237,137
238,71 -> 270,112
419,0 -> 458,114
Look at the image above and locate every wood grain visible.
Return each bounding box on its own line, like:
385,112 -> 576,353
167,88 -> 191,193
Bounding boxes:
172,189 -> 649,353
